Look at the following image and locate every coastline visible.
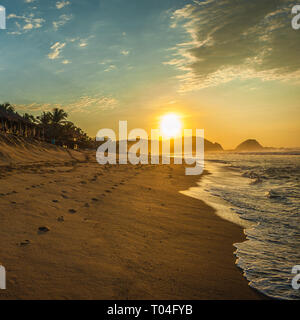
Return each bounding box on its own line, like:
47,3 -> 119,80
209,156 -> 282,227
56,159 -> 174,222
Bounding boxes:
0,148 -> 263,299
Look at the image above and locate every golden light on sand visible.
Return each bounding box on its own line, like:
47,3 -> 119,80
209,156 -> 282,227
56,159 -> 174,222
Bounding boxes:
160,113 -> 182,138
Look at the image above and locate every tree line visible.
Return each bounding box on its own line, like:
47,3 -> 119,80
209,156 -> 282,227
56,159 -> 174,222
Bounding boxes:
0,102 -> 95,149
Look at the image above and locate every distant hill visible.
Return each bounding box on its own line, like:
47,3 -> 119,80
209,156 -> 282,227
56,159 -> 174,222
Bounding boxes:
118,137 -> 223,153
204,139 -> 223,152
235,139 -> 264,151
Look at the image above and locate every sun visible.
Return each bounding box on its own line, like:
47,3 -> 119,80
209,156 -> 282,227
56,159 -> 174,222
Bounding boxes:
160,113 -> 182,138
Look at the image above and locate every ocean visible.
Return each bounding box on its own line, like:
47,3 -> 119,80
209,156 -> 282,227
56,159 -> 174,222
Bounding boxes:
181,151 -> 300,300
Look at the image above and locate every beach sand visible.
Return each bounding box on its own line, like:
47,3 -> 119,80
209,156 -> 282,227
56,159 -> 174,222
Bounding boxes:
0,137 -> 262,299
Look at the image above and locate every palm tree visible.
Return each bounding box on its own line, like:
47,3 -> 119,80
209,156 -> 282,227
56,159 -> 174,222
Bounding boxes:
0,103 -> 96,148
40,108 -> 68,144
0,102 -> 15,113
37,112 -> 52,126
50,108 -> 68,125
23,113 -> 36,124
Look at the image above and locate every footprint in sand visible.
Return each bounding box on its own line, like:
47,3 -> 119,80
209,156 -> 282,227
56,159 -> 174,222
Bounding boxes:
68,209 -> 77,214
52,200 -> 59,203
38,226 -> 50,234
105,190 -> 112,193
57,216 -> 64,222
18,240 -> 31,247
61,194 -> 69,199
84,203 -> 90,208
91,198 -> 99,202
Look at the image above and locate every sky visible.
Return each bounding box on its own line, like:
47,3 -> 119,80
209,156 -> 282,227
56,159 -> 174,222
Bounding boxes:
0,0 -> 299,149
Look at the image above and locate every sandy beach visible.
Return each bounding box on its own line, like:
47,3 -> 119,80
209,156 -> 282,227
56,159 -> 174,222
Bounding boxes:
0,136 -> 262,299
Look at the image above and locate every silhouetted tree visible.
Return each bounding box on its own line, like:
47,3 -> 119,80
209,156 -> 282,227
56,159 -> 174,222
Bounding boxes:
1,102 -> 96,149
37,112 -> 52,126
0,102 -> 15,113
23,113 -> 37,124
51,108 -> 68,125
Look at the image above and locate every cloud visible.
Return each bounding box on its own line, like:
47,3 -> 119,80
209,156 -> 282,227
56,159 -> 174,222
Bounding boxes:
7,13 -> 45,34
78,35 -> 94,48
104,65 -> 117,72
121,50 -> 130,56
65,96 -> 118,112
48,42 -> 66,60
23,23 -> 33,30
166,0 -> 300,92
64,35 -> 94,48
62,59 -> 71,64
99,59 -> 113,65
14,102 -> 52,112
24,0 -> 36,3
79,41 -> 88,48
56,1 -> 71,10
53,14 -> 72,30
14,95 -> 118,114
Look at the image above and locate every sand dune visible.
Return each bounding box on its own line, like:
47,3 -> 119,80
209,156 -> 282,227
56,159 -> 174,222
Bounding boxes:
0,134 -> 86,166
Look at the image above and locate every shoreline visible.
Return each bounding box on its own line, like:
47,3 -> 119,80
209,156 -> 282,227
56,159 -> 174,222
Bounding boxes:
174,166 -> 266,300
0,148 -> 264,299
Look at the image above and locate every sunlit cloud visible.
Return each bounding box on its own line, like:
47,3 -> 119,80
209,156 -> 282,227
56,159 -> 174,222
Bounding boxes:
78,35 -> 94,48
166,0 -> 300,92
121,50 -> 130,56
79,41 -> 88,48
7,13 -> 45,34
48,42 -> 66,60
53,14 -> 72,30
56,1 -> 71,10
14,95 -> 118,115
104,65 -> 117,72
13,102 -> 52,112
66,96 -> 118,112
99,59 -> 113,65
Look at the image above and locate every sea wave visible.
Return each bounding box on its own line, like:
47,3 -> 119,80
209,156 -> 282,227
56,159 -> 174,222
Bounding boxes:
184,153 -> 300,300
